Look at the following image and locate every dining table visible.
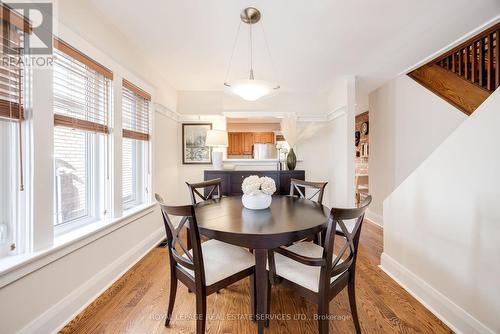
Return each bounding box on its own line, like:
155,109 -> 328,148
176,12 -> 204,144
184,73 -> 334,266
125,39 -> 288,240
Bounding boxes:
194,195 -> 330,334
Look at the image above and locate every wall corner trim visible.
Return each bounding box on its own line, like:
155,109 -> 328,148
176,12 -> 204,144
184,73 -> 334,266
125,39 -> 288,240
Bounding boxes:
380,253 -> 495,334
154,103 -> 180,122
326,105 -> 347,121
19,228 -> 165,334
365,209 -> 383,227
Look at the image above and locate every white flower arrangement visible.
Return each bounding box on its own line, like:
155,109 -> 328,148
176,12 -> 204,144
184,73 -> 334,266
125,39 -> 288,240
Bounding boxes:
242,175 -> 276,196
260,177 -> 276,195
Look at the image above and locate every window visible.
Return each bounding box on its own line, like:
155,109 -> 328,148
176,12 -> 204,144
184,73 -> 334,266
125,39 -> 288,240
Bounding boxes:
121,79 -> 150,209
0,6 -> 31,257
53,39 -> 112,229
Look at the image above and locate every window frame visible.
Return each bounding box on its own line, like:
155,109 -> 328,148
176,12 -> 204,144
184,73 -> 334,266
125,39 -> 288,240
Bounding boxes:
52,40 -> 113,234
121,81 -> 151,211
53,129 -> 108,235
0,27 -> 156,273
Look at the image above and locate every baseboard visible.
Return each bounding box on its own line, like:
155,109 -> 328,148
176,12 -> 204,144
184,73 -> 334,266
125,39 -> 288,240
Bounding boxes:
380,253 -> 494,334
19,227 -> 165,334
365,209 -> 383,227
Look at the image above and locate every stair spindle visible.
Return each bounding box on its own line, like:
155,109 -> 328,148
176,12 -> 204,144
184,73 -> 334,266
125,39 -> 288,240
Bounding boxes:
479,39 -> 484,88
472,42 -> 477,83
487,34 -> 494,90
464,46 -> 469,80
495,30 -> 499,89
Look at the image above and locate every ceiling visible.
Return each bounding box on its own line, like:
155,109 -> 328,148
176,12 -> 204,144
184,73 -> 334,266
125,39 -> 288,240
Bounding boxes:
85,0 -> 500,96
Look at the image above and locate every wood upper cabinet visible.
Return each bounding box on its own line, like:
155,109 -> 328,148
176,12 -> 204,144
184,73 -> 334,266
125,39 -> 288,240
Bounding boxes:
252,132 -> 275,144
228,132 -> 276,156
261,132 -> 275,144
228,132 -> 243,155
243,133 -> 253,155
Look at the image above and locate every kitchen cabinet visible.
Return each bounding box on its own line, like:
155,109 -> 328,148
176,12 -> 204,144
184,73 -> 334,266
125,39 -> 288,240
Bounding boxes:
252,132 -> 274,144
243,133 -> 253,155
228,132 -> 276,156
204,170 -> 305,196
228,132 -> 242,155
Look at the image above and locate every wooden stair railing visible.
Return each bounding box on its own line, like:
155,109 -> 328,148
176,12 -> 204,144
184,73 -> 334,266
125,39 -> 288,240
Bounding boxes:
408,22 -> 499,115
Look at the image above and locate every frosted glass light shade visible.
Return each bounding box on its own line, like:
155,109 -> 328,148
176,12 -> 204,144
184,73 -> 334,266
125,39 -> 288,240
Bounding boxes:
205,129 -> 228,147
229,79 -> 277,101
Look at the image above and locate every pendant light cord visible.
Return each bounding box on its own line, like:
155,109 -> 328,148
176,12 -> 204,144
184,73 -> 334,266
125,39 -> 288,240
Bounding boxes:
260,21 -> 280,88
224,22 -> 242,84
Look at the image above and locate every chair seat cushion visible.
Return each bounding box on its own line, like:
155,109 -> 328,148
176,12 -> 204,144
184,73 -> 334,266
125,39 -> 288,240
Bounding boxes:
271,241 -> 345,293
182,239 -> 254,286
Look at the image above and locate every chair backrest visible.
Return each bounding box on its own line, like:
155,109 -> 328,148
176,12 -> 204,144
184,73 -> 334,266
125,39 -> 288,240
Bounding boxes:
320,195 -> 372,291
186,178 -> 222,205
289,178 -> 328,205
155,193 -> 206,285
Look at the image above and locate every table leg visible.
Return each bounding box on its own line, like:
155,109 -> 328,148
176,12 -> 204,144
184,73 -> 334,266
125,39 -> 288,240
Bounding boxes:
254,249 -> 268,334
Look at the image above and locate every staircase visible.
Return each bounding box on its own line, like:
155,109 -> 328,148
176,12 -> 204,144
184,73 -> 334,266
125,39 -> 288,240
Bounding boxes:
408,23 -> 499,115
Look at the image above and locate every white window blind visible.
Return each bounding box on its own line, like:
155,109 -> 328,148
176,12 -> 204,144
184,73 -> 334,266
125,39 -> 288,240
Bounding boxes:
0,3 -> 31,257
53,39 -> 112,227
122,138 -> 135,203
0,4 -> 30,121
53,38 -> 112,133
122,79 -> 151,141
54,127 -> 90,223
122,79 -> 150,208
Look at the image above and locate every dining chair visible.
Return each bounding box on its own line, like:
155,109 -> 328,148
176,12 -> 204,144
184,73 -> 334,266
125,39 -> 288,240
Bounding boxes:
155,194 -> 255,334
186,178 -> 222,205
289,178 -> 328,204
268,195 -> 372,334
289,178 -> 328,245
185,178 -> 223,250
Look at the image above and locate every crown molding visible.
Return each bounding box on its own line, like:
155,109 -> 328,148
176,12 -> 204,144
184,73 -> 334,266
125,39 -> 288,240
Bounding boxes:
154,103 -> 180,122
158,107 -> 349,124
326,105 -> 347,121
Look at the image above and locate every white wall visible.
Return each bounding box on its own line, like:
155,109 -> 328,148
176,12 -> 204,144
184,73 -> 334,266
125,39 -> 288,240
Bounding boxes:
154,107 -> 179,203
177,91 -> 330,116
369,75 -> 466,224
381,88 -> 500,334
296,113 -> 350,208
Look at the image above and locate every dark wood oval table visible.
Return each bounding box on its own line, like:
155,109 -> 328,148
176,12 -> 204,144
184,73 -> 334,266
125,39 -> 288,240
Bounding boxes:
194,195 -> 330,334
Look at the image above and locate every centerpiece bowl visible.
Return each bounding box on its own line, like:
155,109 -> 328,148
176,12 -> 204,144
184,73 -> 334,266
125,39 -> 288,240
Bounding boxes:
241,175 -> 276,210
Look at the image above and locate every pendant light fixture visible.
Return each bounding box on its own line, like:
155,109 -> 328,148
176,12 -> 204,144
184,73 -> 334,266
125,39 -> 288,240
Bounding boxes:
224,7 -> 280,101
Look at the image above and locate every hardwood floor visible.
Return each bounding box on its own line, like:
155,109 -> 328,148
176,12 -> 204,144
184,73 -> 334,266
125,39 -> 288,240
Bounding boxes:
61,221 -> 452,334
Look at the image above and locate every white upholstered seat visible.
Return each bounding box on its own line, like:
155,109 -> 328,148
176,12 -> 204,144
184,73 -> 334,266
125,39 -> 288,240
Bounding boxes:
271,241 -> 345,293
182,239 -> 254,286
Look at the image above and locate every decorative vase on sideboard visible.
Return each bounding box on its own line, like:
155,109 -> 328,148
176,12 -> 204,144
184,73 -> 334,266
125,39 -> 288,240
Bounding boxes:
287,148 -> 297,170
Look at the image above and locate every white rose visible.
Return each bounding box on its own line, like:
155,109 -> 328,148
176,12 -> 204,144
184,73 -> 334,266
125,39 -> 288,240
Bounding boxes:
260,176 -> 276,195
242,175 -> 261,195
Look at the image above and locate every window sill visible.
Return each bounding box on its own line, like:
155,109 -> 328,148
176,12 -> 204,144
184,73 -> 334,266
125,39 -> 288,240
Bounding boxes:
0,202 -> 156,288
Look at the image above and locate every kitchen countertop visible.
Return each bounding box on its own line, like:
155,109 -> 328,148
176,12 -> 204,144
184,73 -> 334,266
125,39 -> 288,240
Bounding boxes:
223,158 -> 302,162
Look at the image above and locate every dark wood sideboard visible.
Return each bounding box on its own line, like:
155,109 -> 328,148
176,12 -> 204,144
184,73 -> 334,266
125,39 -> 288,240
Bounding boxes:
204,170 -> 305,196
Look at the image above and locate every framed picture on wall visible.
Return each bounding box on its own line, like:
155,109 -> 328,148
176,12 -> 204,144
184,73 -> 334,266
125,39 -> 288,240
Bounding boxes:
182,123 -> 212,164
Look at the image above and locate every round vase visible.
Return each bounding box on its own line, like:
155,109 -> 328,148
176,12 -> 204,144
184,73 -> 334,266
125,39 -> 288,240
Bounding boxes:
287,148 -> 297,170
242,192 -> 272,210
